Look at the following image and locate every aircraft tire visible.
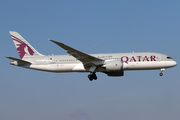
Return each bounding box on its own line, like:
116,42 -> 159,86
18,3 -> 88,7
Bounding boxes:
159,73 -> 163,76
92,73 -> 97,80
88,75 -> 93,81
93,75 -> 97,80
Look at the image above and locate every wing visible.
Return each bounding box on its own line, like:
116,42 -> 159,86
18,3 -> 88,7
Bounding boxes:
49,40 -> 104,72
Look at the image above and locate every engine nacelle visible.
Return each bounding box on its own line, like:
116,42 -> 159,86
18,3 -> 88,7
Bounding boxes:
104,60 -> 123,71
103,60 -> 124,76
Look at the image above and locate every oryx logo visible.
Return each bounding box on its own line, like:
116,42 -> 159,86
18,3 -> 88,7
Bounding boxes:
11,35 -> 34,59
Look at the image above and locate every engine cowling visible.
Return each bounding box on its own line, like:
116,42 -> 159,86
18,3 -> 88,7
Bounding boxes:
104,60 -> 123,71
103,60 -> 124,76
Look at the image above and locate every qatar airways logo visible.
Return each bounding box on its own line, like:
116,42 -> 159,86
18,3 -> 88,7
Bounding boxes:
11,35 -> 34,59
121,56 -> 156,64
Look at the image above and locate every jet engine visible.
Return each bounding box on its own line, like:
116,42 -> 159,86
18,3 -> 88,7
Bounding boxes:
103,60 -> 124,76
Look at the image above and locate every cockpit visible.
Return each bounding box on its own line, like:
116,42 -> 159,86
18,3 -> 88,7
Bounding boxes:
167,56 -> 172,59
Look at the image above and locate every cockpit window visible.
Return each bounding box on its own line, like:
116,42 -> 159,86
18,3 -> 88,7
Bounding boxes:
167,57 -> 172,59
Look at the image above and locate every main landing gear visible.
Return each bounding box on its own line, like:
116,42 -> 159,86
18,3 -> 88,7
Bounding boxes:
88,72 -> 97,81
159,68 -> 165,76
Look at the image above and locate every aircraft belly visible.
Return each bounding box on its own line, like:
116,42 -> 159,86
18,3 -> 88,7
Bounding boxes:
72,63 -> 86,72
124,61 -> 166,70
30,63 -> 86,72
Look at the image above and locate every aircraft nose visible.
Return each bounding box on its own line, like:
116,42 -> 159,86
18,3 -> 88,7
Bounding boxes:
171,61 -> 177,67
174,61 -> 177,66
166,60 -> 177,68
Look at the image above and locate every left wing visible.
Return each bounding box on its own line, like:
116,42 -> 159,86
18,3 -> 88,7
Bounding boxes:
49,40 -> 104,72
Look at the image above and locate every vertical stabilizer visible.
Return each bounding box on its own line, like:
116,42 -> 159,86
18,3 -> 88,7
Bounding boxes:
9,31 -> 43,59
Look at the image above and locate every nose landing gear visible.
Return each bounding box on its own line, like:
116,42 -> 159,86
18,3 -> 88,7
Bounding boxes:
88,72 -> 97,81
159,68 -> 165,76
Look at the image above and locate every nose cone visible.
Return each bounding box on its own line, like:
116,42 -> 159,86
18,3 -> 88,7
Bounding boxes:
174,61 -> 177,66
166,60 -> 177,68
167,60 -> 177,67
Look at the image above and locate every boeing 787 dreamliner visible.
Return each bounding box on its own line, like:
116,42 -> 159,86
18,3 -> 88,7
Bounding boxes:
6,31 -> 177,81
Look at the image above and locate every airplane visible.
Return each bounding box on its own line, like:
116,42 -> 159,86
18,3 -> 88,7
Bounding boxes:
6,31 -> 177,81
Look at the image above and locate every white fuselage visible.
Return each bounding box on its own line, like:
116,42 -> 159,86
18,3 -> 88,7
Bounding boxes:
15,52 -> 176,73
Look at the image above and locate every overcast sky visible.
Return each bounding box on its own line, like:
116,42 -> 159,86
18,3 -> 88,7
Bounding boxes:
1,0 -> 180,120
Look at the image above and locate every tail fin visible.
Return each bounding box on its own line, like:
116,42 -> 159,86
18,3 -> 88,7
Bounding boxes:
9,31 -> 44,59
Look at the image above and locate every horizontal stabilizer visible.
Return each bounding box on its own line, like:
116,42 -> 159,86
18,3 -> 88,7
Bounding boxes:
5,56 -> 31,64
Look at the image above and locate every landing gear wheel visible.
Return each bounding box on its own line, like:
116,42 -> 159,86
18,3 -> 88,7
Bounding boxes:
159,73 -> 163,76
88,72 -> 97,81
92,73 -> 97,80
159,68 -> 165,76
88,75 -> 93,81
